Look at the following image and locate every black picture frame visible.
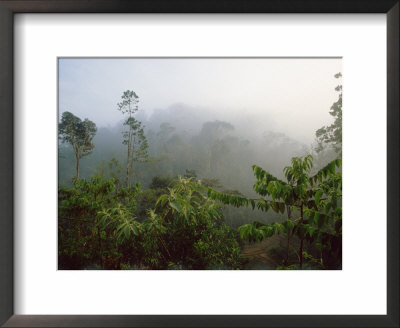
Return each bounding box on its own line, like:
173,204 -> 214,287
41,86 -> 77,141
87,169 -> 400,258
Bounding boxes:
0,1 -> 398,327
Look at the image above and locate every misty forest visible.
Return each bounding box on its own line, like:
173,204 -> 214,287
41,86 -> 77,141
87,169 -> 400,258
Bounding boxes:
58,60 -> 342,270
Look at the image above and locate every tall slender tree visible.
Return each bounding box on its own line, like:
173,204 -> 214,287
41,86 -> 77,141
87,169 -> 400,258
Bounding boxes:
117,90 -> 149,188
59,111 -> 97,180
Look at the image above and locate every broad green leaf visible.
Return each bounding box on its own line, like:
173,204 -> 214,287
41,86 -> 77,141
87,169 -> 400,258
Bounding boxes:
315,189 -> 323,205
169,201 -> 182,213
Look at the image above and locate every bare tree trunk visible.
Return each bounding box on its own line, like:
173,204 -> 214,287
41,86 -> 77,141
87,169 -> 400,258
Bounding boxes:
126,142 -> 131,188
131,161 -> 134,185
285,205 -> 291,266
285,233 -> 290,266
126,162 -> 130,188
299,205 -> 304,269
125,108 -> 132,189
75,152 -> 80,180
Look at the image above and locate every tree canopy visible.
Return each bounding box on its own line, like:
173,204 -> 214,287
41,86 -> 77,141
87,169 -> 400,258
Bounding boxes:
315,72 -> 342,154
59,111 -> 97,179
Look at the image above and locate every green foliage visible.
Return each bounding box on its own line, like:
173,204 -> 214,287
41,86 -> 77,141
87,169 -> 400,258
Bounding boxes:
58,177 -> 141,269
149,175 -> 173,189
122,118 -> 149,161
59,176 -> 242,270
201,178 -> 222,189
238,221 -> 284,242
98,203 -> 141,244
208,188 -> 252,208
135,176 -> 173,220
183,169 -> 197,179
142,177 -> 242,269
94,158 -> 124,188
117,90 -> 139,115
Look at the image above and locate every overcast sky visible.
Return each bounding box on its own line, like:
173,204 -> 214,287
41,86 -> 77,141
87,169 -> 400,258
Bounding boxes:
59,58 -> 341,143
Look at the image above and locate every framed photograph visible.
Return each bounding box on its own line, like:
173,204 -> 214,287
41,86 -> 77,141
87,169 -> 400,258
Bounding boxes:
0,0 -> 398,327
